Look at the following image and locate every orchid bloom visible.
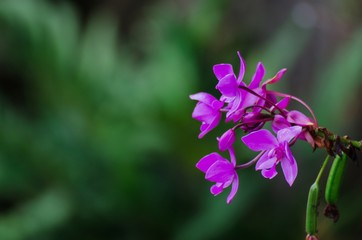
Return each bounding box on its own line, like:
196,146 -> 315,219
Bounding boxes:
213,52 -> 247,122
238,65 -> 287,120
241,126 -> 302,186
196,148 -> 239,204
213,52 -> 287,123
190,92 -> 224,138
272,111 -> 315,147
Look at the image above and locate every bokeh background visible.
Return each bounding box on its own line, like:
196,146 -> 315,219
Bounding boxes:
0,0 -> 361,239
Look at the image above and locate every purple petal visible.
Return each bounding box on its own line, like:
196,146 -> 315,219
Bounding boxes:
226,88 -> 260,123
280,156 -> 298,186
239,91 -> 260,110
225,90 -> 243,122
263,68 -> 287,85
192,103 -> 214,121
272,115 -> 291,133
190,92 -> 217,106
190,93 -> 223,112
196,152 -> 225,173
211,100 -> 224,109
303,131 -> 315,148
217,129 -> 236,152
205,161 -> 235,182
228,147 -> 237,166
255,154 -> 277,170
236,52 -> 246,84
216,74 -> 238,97
261,165 -> 278,179
200,122 -> 209,132
213,64 -> 234,81
253,88 -> 267,107
241,129 -> 278,151
198,113 -> 222,138
210,183 -> 224,196
281,143 -> 298,186
249,62 -> 265,89
265,92 -> 278,107
275,97 -> 290,110
220,95 -> 233,107
287,110 -> 314,126
277,126 -> 302,143
226,174 -> 239,204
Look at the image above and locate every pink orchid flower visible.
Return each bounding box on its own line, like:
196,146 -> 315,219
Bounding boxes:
190,92 -> 224,138
241,126 -> 302,186
213,52 -> 287,123
196,148 -> 239,204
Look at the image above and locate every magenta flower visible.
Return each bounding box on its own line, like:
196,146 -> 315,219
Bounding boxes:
246,66 -> 287,113
213,52 -> 247,121
272,114 -> 316,148
190,92 -> 224,138
213,52 -> 287,123
241,126 -> 302,186
196,148 -> 239,204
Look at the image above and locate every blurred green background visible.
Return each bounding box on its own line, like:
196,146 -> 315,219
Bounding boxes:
0,0 -> 361,239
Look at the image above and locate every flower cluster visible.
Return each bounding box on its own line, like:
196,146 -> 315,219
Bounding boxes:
190,52 -> 318,203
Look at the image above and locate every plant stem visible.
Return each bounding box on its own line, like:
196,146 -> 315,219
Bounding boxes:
235,151 -> 264,170
315,155 -> 330,185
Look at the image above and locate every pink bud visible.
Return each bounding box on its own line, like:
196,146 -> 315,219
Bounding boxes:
217,129 -> 236,151
305,234 -> 319,240
287,110 -> 314,126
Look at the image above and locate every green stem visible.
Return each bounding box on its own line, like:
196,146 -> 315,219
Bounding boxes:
350,140 -> 361,150
315,155 -> 330,184
314,128 -> 362,150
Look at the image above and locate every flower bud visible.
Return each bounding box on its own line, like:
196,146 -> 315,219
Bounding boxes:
287,110 -> 314,126
305,234 -> 319,240
217,129 -> 235,151
324,153 -> 347,222
305,183 -> 319,235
